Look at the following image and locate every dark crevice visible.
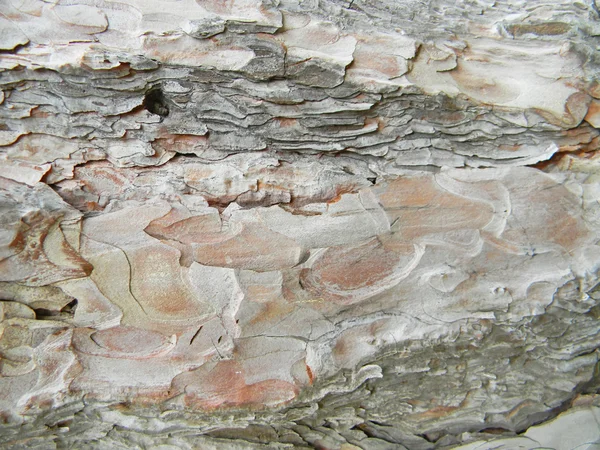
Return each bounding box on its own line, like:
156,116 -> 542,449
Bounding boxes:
33,308 -> 60,319
33,299 -> 77,320
143,88 -> 169,117
478,427 -> 514,435
61,299 -> 78,315
190,325 -> 203,345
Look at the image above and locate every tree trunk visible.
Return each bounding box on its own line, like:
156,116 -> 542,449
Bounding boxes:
1,0 -> 600,448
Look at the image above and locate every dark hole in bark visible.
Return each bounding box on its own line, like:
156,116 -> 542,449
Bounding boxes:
143,88 -> 169,117
479,427 -> 512,434
34,299 -> 78,319
61,299 -> 78,314
367,177 -> 377,185
56,420 -> 72,428
34,308 -> 58,319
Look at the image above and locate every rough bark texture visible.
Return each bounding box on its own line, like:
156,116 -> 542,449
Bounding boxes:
1,0 -> 600,448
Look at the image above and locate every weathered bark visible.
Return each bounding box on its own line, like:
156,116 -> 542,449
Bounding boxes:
1,0 -> 600,448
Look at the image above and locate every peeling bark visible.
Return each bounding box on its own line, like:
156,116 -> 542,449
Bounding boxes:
1,0 -> 600,448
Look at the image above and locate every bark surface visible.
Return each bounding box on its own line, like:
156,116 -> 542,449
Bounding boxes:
1,0 -> 600,448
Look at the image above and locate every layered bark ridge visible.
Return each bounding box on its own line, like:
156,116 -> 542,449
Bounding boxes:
1,0 -> 600,448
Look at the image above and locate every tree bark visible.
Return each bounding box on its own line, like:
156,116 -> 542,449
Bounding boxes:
1,0 -> 600,448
